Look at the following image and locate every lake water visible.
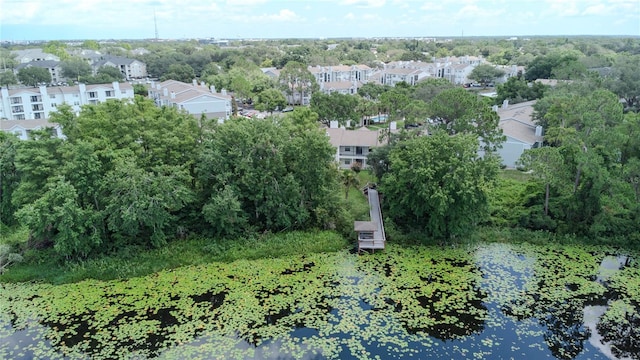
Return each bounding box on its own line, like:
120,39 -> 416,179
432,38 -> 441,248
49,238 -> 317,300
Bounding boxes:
0,242 -> 637,359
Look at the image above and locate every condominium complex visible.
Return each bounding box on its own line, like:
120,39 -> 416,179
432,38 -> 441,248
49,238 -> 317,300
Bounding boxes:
148,79 -> 232,122
0,82 -> 134,121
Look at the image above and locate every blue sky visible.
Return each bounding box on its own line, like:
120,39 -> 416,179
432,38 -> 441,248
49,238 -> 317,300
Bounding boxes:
1,0 -> 639,41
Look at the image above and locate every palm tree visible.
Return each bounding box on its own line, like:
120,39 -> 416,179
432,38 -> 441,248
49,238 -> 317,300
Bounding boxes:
342,169 -> 360,199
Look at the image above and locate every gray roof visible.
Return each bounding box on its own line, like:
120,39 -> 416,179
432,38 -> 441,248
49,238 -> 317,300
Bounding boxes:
497,100 -> 541,145
91,55 -> 138,66
15,60 -> 61,69
0,119 -> 60,131
11,49 -> 60,61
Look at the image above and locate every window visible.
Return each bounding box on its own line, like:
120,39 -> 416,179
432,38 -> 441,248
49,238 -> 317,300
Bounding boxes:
73,101 -> 80,106
10,97 -> 21,104
105,90 -> 113,97
51,103 -> 57,108
121,90 -> 127,95
74,93 -> 79,97
344,159 -> 352,165
49,94 -> 56,99
356,147 -> 363,155
30,95 -> 42,102
344,147 -> 351,152
34,112 -> 43,119
88,91 -> 97,98
32,104 -> 44,111
12,105 -> 24,113
14,114 -> 25,120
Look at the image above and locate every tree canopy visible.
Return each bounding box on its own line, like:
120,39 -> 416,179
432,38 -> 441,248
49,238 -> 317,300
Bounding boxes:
380,131 -> 499,240
468,64 -> 505,85
17,67 -> 51,87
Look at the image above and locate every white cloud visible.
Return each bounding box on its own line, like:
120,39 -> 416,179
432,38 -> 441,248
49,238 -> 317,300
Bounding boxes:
342,0 -> 386,8
582,4 -> 608,15
230,9 -> 302,23
0,0 -> 41,24
455,4 -> 503,19
344,12 -> 356,20
545,0 -> 581,17
226,0 -> 268,4
420,2 -> 444,11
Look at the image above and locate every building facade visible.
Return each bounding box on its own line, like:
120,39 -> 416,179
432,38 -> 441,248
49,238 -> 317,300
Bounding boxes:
326,122 -> 390,169
92,56 -> 148,80
148,80 -> 232,122
0,82 -> 134,121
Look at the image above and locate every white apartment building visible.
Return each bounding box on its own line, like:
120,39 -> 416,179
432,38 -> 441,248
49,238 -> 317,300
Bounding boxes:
0,82 -> 134,121
309,64 -> 373,84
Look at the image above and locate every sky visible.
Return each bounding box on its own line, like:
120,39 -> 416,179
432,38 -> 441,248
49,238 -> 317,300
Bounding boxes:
1,0 -> 639,41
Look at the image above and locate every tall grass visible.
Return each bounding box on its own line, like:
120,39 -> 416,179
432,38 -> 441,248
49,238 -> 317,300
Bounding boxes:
0,230 -> 349,285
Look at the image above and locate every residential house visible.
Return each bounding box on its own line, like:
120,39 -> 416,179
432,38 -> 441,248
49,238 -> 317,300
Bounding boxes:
495,100 -> 543,168
148,79 -> 232,122
0,118 -> 64,140
14,60 -> 66,84
11,49 -> 60,63
0,82 -> 134,121
325,122 -> 392,169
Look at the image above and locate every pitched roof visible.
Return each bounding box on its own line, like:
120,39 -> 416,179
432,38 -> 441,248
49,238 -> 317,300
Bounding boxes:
0,119 -> 60,131
154,80 -> 231,103
321,81 -> 360,91
497,100 -> 541,145
497,100 -> 536,126
11,49 -> 60,61
383,68 -> 422,75
92,55 -> 139,66
15,60 -> 61,69
325,127 -> 386,148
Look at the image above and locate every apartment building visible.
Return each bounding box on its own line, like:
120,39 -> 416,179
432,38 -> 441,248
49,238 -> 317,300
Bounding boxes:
308,64 -> 373,84
91,56 -> 148,80
0,82 -> 134,121
148,79 -> 232,122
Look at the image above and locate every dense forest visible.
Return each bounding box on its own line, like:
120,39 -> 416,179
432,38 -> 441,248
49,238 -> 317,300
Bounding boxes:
1,36 -> 640,271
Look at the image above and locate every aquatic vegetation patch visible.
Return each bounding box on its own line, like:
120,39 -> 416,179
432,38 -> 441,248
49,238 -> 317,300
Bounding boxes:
355,246 -> 488,340
1,243 -> 639,359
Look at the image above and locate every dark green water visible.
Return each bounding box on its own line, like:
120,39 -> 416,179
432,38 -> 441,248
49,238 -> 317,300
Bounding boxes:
1,242 -> 637,359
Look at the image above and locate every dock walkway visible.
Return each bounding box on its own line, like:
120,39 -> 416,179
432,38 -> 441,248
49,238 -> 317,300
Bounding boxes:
354,186 -> 386,252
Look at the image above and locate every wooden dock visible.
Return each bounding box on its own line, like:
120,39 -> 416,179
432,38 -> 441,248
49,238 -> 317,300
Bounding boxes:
354,186 -> 386,252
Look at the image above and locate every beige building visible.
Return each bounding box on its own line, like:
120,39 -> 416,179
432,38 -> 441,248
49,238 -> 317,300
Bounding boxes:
326,123 -> 392,169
